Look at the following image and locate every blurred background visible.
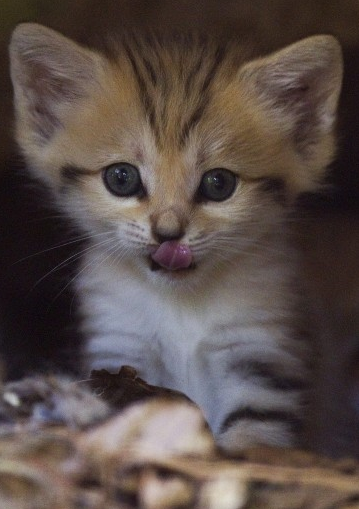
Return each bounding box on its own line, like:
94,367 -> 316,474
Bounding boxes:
1,0 -> 359,457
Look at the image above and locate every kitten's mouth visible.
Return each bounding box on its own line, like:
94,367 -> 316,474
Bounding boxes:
148,241 -> 195,273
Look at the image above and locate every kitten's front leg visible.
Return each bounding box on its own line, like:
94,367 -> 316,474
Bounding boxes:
216,393 -> 304,453
203,339 -> 309,453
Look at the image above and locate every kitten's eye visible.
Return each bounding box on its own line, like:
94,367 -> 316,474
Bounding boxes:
103,163 -> 143,197
198,169 -> 237,202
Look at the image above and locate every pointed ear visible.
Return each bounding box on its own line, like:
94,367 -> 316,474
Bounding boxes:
10,23 -> 102,146
240,35 -> 343,160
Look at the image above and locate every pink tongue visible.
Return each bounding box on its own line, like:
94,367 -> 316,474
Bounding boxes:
151,241 -> 193,270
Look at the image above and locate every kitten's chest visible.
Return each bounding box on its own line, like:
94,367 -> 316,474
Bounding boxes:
79,263 -> 248,396
78,256 -> 300,431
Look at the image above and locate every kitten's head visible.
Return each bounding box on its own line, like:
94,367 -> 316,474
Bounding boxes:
9,25 -> 343,287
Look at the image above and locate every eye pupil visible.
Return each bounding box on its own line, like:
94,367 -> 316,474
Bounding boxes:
103,163 -> 142,197
211,173 -> 225,190
199,168 -> 237,202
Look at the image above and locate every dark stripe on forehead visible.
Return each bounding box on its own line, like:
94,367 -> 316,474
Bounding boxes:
201,45 -> 228,96
179,44 -> 228,146
122,41 -> 158,134
179,99 -> 209,147
122,35 -> 228,148
184,45 -> 207,95
142,55 -> 158,87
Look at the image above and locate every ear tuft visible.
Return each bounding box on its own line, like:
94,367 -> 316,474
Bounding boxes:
10,23 -> 101,145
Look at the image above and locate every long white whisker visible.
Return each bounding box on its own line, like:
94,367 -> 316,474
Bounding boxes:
30,237 -> 117,292
208,234 -> 290,262
47,240 -> 125,309
14,230 -> 115,265
24,215 -> 68,223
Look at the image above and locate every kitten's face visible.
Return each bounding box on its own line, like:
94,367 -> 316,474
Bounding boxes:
41,64 -> 292,285
10,26 -> 343,287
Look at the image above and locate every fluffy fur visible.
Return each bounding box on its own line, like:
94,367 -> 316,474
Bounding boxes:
9,24 -> 343,451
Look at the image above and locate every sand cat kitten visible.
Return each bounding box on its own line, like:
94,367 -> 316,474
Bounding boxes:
9,24 -> 342,451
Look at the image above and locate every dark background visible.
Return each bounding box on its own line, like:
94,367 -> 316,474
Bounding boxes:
1,0 -> 359,457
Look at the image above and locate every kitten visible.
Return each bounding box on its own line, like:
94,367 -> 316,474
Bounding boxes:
9,24 -> 343,452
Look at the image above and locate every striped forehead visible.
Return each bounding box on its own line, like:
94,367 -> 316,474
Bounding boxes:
117,35 -> 232,149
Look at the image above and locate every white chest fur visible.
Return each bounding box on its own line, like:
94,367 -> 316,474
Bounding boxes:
78,247 -> 303,436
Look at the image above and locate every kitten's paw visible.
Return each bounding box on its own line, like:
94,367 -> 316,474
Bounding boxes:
217,419 -> 295,454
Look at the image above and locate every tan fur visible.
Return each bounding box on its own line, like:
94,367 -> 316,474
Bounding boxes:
10,26 -> 342,197
9,24 -> 344,450
9,26 -> 343,262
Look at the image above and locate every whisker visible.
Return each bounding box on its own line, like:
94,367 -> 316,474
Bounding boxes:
13,230 -> 115,265
209,235 -> 291,262
29,237 -> 117,293
24,215 -> 68,224
47,239 -> 125,309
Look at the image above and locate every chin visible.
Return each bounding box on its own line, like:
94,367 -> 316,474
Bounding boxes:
142,258 -> 205,292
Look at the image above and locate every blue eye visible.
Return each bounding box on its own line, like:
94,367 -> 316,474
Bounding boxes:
198,168 -> 237,202
103,163 -> 143,197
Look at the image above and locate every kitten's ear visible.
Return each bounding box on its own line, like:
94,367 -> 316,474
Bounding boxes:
10,23 -> 102,146
241,35 -> 343,163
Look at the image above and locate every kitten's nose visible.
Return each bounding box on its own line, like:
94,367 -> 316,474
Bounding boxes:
151,209 -> 185,244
